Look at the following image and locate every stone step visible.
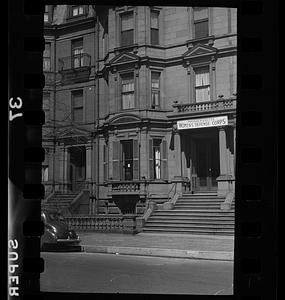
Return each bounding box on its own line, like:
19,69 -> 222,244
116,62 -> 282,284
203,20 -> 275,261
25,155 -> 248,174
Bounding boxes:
154,210 -> 234,216
175,204 -> 222,208
146,220 -> 234,226
142,228 -> 234,235
148,216 -> 234,224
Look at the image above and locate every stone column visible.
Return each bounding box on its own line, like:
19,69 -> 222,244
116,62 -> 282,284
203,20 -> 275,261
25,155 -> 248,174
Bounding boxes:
217,127 -> 233,196
174,128 -> 183,194
86,144 -> 92,190
58,144 -> 65,192
63,146 -> 69,192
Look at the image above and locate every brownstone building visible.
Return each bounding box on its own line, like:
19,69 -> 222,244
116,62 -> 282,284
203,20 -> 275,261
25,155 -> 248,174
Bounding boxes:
42,5 -> 237,235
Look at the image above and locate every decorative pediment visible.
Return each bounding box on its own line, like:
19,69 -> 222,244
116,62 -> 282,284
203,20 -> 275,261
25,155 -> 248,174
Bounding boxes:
109,52 -> 140,67
183,44 -> 218,61
109,114 -> 141,125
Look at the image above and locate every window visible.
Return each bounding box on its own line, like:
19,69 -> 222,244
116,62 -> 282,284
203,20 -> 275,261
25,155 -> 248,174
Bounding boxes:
43,43 -> 51,71
121,12 -> 134,46
112,140 -> 139,181
44,5 -> 49,22
151,72 -> 160,109
72,39 -> 84,68
103,144 -> 108,181
195,66 -> 210,102
150,11 -> 159,45
153,139 -> 161,179
193,7 -> 209,39
72,90 -> 83,123
121,73 -> 135,109
42,166 -> 49,182
43,92 -> 50,121
71,5 -> 84,17
149,139 -> 168,180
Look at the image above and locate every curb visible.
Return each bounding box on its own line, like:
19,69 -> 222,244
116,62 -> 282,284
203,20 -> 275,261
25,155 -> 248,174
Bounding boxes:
82,245 -> 234,261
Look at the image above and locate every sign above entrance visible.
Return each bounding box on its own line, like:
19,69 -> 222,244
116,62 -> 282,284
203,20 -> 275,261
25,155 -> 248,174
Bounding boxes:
177,116 -> 228,130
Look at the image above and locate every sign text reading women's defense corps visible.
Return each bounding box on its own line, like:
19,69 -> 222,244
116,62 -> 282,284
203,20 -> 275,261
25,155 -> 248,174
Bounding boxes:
177,116 -> 228,130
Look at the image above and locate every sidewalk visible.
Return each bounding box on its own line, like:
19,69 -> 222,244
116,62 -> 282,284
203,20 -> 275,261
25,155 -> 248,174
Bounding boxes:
78,232 -> 234,261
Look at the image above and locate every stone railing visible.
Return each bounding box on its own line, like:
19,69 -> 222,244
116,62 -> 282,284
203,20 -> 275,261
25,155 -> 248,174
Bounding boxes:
110,181 -> 142,193
65,215 -> 124,233
172,98 -> 236,114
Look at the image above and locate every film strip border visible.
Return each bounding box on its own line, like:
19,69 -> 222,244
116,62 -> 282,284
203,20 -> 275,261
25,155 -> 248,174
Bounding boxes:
7,0 -> 278,299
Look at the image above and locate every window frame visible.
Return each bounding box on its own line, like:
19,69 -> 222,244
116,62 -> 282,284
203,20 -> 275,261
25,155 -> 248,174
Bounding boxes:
150,10 -> 160,45
120,11 -> 134,47
71,90 -> 84,123
71,38 -> 84,69
69,5 -> 87,19
43,42 -> 51,72
194,65 -> 211,103
149,138 -> 168,180
151,71 -> 161,109
193,7 -> 209,39
121,72 -> 135,110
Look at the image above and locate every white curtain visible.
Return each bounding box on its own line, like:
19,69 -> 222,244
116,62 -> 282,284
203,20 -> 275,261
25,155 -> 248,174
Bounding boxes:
195,67 -> 210,102
154,149 -> 161,179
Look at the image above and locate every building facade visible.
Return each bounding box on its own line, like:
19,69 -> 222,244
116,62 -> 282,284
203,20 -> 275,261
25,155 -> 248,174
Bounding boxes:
42,5 -> 237,219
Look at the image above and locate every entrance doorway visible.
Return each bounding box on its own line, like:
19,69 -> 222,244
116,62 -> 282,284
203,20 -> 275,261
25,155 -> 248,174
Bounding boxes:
181,129 -> 219,192
69,146 -> 86,192
195,139 -> 219,191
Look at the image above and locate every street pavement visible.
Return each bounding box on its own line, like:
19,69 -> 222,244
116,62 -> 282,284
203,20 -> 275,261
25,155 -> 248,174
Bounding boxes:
41,252 -> 233,294
77,231 -> 234,261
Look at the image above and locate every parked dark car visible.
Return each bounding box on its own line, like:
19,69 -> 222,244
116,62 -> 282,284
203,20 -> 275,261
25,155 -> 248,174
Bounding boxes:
41,209 -> 82,252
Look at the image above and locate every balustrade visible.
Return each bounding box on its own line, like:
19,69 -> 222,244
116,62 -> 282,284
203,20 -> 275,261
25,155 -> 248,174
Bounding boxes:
173,98 -> 236,114
65,215 -> 124,232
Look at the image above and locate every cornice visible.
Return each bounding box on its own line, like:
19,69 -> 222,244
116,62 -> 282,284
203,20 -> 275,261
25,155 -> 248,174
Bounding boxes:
44,17 -> 96,37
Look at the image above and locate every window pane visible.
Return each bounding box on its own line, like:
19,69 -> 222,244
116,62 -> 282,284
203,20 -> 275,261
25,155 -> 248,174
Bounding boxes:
43,59 -> 51,71
151,91 -> 160,108
195,87 -> 210,102
194,20 -> 209,38
73,92 -> 83,108
44,13 -> 49,22
195,67 -> 209,86
193,7 -> 208,20
122,94 -> 134,109
73,108 -> 83,122
44,43 -> 51,57
151,11 -> 159,29
121,30 -> 133,46
121,12 -> 133,31
151,28 -> 159,45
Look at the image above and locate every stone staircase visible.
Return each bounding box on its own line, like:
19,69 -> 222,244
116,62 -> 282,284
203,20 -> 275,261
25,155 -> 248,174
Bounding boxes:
42,192 -> 79,213
143,193 -> 235,235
